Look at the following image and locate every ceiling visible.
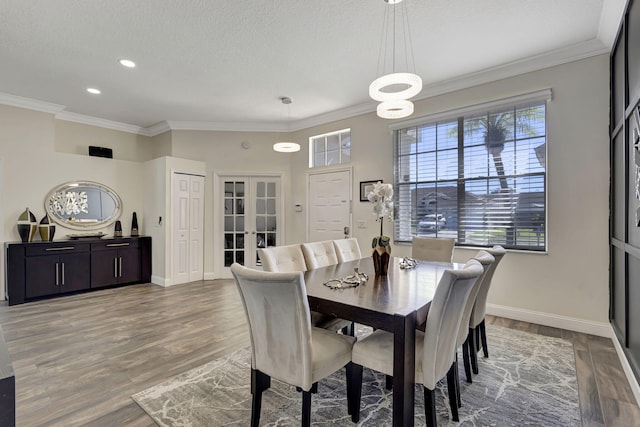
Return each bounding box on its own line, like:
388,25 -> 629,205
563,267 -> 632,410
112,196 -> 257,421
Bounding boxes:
0,0 -> 626,134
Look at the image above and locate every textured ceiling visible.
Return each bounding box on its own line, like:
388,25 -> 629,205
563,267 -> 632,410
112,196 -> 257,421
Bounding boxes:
0,0 -> 625,132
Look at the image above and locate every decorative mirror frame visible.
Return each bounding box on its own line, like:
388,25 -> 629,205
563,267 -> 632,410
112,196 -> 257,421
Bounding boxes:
44,181 -> 122,230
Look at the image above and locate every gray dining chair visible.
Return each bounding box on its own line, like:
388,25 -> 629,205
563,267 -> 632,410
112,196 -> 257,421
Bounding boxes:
258,244 -> 353,335
412,236 -> 455,262
469,245 -> 506,375
301,240 -> 339,269
349,259 -> 484,426
301,240 -> 355,335
230,263 -> 356,427
258,243 -> 307,273
332,238 -> 362,263
456,250 -> 494,391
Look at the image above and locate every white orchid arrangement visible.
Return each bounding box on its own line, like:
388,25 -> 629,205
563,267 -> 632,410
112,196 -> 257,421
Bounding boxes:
367,181 -> 394,238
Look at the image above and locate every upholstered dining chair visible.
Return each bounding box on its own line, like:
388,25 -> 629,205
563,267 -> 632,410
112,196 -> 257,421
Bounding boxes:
469,245 -> 506,375
412,236 -> 455,262
301,240 -> 339,269
301,240 -> 355,335
456,250 -> 494,390
258,243 -> 307,273
258,244 -> 352,335
332,238 -> 362,263
230,263 -> 356,427
349,259 -> 484,426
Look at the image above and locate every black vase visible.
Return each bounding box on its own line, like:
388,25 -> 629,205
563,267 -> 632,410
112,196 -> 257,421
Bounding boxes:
17,208 -> 37,242
131,212 -> 139,236
114,220 -> 123,237
38,215 -> 56,241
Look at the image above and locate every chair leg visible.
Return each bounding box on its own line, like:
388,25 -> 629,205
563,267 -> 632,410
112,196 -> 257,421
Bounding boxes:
250,369 -> 271,427
385,374 -> 393,390
469,327 -> 479,375
480,320 -> 489,358
301,389 -> 312,427
446,363 -> 459,422
462,336 -> 472,383
424,387 -> 437,427
349,363 -> 363,423
454,353 -> 461,408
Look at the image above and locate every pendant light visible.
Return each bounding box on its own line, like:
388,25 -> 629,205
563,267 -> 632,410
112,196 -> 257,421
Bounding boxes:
370,0 -> 422,119
273,97 -> 300,153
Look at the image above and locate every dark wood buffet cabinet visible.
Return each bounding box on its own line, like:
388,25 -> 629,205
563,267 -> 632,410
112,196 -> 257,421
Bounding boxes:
5,236 -> 151,305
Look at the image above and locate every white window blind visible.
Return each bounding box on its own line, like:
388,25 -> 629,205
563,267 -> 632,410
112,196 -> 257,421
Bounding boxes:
393,95 -> 547,251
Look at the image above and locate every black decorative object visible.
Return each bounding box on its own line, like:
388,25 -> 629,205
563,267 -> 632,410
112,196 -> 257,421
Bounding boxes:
131,212 -> 139,236
38,215 -> 55,241
17,208 -> 37,242
114,220 -> 123,237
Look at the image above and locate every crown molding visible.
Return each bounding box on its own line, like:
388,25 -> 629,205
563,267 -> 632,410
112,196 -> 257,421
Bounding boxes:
0,38 -> 612,135
55,111 -> 147,135
145,121 -> 171,137
165,120 -> 287,133
415,39 -> 609,102
0,92 -> 65,114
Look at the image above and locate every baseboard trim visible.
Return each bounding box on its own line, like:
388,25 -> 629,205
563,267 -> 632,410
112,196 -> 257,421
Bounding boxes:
204,272 -> 215,280
486,303 -> 612,337
150,275 -> 170,287
487,303 -> 640,406
610,326 -> 640,407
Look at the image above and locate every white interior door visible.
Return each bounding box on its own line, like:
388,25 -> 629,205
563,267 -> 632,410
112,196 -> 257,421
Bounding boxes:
172,173 -> 204,285
308,169 -> 352,242
188,175 -> 205,282
220,175 -> 282,275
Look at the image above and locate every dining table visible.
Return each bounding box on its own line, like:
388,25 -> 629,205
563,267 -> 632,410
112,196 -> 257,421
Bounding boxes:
303,255 -> 463,427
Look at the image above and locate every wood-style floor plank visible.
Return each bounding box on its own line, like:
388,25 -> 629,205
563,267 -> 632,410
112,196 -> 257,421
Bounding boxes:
0,280 -> 638,426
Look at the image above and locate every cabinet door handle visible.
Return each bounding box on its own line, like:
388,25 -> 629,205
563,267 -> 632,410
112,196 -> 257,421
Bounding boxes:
114,258 -> 118,277
106,243 -> 130,247
119,257 -> 123,277
46,247 -> 75,251
61,262 -> 65,286
55,262 -> 59,286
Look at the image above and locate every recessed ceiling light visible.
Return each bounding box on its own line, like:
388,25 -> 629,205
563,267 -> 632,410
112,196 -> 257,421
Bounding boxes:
86,88 -> 101,95
119,59 -> 136,68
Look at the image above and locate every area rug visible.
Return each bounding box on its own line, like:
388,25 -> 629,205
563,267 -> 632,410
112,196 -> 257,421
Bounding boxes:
132,325 -> 580,426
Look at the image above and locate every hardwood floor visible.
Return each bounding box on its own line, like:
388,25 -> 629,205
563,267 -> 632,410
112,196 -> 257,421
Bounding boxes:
0,280 -> 638,426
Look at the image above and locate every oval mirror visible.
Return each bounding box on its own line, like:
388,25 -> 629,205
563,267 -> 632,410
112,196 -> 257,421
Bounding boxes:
45,181 -> 122,230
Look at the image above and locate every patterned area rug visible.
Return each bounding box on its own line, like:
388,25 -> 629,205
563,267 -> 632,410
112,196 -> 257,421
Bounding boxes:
132,325 -> 580,426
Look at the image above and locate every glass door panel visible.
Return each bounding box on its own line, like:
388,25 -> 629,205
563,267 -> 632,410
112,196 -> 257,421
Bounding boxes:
220,176 -> 281,274
223,180 -> 246,267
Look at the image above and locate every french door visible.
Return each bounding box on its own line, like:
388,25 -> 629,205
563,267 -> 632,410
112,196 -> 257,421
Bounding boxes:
219,175 -> 282,276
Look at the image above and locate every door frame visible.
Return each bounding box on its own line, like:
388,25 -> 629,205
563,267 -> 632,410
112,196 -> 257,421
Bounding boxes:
213,171 -> 284,278
306,165 -> 353,242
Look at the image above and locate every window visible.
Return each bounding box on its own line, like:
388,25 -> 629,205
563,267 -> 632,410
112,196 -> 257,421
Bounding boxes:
393,95 -> 547,251
309,128 -> 351,167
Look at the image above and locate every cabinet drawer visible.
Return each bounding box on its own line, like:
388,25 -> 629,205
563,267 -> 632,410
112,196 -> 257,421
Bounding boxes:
91,239 -> 140,251
25,243 -> 90,257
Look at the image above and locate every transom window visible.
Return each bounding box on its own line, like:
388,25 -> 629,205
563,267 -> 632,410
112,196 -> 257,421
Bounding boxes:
393,94 -> 548,251
309,128 -> 351,167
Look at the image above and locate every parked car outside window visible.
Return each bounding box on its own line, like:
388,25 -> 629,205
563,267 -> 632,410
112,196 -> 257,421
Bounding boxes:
418,214 -> 446,232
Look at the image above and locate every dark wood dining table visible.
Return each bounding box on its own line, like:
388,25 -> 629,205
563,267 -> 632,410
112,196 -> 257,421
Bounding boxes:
303,255 -> 463,427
